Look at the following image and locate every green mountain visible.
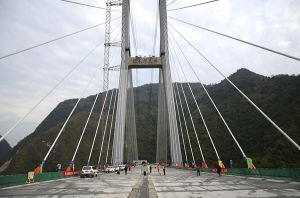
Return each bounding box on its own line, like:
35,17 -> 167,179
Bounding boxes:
0,136 -> 11,162
1,68 -> 300,175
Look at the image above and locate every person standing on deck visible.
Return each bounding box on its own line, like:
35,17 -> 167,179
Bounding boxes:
197,165 -> 201,176
217,164 -> 221,176
124,165 -> 128,175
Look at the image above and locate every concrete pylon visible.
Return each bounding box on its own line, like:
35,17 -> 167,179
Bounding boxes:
125,70 -> 138,163
159,0 -> 182,164
112,0 -> 131,165
156,69 -> 168,163
112,0 -> 182,165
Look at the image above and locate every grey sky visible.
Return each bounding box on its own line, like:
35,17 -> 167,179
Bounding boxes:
0,0 -> 299,146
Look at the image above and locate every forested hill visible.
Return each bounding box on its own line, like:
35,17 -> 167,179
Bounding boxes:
1,68 -> 300,175
0,136 -> 11,161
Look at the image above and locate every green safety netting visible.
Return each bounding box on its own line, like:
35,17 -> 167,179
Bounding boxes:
0,172 -> 78,188
172,166 -> 300,182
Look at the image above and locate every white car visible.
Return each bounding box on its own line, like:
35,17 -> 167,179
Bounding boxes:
119,165 -> 126,171
81,166 -> 98,178
114,166 -> 120,172
105,166 -> 116,173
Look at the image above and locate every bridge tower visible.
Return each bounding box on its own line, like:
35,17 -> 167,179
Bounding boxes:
112,0 -> 182,165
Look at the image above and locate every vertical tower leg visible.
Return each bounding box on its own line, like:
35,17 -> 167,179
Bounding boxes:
126,70 -> 138,163
159,0 -> 182,164
112,0 -> 130,165
103,1 -> 112,92
156,69 -> 168,163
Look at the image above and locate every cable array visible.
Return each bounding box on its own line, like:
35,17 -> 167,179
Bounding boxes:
173,81 -> 195,163
173,86 -> 188,163
169,23 -> 300,152
0,40 -> 104,143
169,34 -> 221,162
40,67 -> 100,169
170,57 -> 206,164
105,89 -> 118,165
69,82 -> 109,168
130,0 -> 139,55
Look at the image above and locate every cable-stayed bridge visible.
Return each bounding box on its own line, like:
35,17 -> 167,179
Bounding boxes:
0,0 -> 300,197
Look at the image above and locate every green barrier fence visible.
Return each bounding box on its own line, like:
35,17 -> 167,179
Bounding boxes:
34,172 -> 64,182
0,174 -> 27,188
172,166 -> 300,182
226,168 -> 300,182
0,172 -> 79,188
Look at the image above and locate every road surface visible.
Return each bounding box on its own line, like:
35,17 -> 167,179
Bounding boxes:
151,168 -> 300,198
0,167 -> 299,197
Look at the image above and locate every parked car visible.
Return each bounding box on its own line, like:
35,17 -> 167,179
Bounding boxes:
81,166 -> 98,178
114,166 -> 120,172
105,166 -> 116,173
119,165 -> 126,171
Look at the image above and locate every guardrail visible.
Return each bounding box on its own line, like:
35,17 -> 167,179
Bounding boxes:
0,174 -> 27,188
171,166 -> 300,182
0,171 -> 79,188
226,168 -> 300,182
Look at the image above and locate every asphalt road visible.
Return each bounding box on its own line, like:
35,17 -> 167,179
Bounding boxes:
1,167 -> 300,198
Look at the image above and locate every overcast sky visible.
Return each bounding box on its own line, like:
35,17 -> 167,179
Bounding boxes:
0,0 -> 299,147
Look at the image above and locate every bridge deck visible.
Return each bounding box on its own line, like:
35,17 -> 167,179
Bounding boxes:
0,167 -> 299,197
151,168 -> 300,198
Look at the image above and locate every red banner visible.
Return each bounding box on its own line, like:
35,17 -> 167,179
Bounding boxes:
211,168 -> 229,173
63,171 -> 80,177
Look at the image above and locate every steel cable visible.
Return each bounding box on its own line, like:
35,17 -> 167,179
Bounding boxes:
168,0 -> 221,11
169,16 -> 300,62
0,40 -> 103,143
0,19 -> 119,60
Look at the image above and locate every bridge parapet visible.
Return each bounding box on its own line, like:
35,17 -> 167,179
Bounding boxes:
171,166 -> 300,182
0,171 -> 79,188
